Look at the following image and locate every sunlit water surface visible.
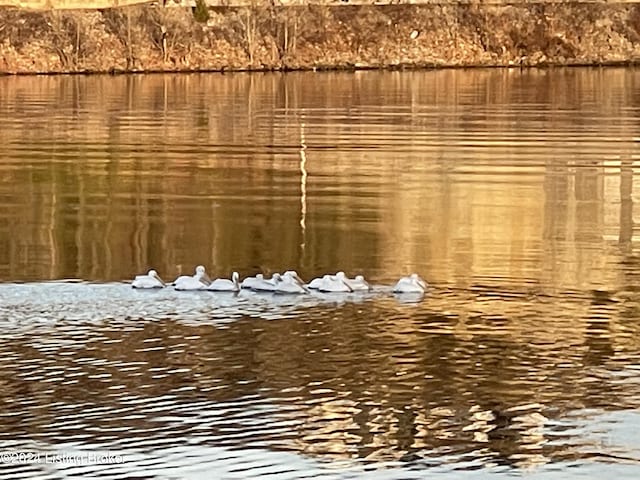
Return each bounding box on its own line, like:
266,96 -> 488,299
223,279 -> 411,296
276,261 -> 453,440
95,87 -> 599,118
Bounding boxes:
0,69 -> 639,478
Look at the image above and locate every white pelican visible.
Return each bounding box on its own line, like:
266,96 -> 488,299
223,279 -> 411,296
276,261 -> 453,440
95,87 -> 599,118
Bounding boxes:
306,275 -> 326,290
208,272 -> 240,292
174,265 -> 211,291
282,270 -> 306,286
350,275 -> 371,291
275,272 -> 309,294
241,273 -> 264,289
252,273 -> 282,292
173,265 -> 211,285
393,273 -> 428,293
336,272 -> 371,292
132,269 -> 165,289
318,273 -> 353,293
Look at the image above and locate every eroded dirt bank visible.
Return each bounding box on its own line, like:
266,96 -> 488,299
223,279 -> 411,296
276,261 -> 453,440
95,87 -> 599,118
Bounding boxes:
2,3 -> 640,74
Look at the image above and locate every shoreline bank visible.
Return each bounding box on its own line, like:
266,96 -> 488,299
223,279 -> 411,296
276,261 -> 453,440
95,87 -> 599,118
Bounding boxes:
2,3 -> 640,75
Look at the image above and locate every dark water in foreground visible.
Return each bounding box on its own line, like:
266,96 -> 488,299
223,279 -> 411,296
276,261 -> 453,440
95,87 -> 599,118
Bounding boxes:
0,68 -> 639,478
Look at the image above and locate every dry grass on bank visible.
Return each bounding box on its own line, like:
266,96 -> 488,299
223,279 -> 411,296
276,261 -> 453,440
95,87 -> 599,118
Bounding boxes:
1,3 -> 640,73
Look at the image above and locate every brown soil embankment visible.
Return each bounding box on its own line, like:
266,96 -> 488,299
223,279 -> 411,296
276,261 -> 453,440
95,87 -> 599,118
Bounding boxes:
2,3 -> 640,74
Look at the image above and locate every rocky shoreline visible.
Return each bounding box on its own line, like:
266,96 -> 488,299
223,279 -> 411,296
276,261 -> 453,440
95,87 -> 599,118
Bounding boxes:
1,3 -> 640,74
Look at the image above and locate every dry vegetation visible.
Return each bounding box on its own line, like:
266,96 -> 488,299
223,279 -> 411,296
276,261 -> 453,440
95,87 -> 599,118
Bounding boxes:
1,3 -> 640,73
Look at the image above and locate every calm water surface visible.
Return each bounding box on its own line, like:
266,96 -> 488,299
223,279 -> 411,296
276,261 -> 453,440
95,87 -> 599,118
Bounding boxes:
0,68 -> 639,478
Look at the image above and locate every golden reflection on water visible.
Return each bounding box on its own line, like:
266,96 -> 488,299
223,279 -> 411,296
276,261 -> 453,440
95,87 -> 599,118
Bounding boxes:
1,286 -> 637,473
0,68 -> 639,291
0,69 -> 640,476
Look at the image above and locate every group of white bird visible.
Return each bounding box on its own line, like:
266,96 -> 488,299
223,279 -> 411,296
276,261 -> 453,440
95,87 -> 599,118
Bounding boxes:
131,266 -> 428,294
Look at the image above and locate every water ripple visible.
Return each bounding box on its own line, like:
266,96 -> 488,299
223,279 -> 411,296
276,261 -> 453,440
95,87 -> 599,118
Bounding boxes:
1,69 -> 640,478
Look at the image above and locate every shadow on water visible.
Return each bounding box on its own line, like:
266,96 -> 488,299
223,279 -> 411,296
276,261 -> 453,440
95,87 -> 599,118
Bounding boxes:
0,68 -> 639,478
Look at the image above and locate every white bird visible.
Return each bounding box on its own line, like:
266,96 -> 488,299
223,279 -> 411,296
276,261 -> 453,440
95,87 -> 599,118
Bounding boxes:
393,273 -> 428,293
174,265 -> 211,291
241,273 -> 264,289
336,272 -> 371,292
306,275 -> 326,290
275,272 -> 309,294
173,265 -> 211,285
350,275 -> 371,291
252,273 -> 282,292
208,271 -> 240,292
318,273 -> 353,293
132,269 -> 165,289
282,270 -> 306,286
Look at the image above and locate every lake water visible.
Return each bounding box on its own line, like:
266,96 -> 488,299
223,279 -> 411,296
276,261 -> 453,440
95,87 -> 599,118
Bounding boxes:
0,68 -> 639,479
